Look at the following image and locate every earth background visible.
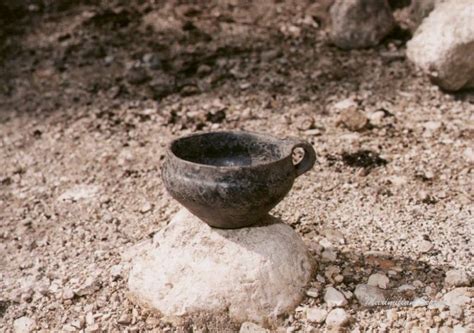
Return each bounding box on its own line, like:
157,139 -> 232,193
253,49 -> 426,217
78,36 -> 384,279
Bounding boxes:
0,0 -> 472,332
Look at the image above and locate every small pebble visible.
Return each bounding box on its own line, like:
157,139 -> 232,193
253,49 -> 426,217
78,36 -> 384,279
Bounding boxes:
412,280 -> 424,288
118,313 -> 131,325
423,121 -> 442,132
140,201 -> 153,214
319,238 -> 332,249
322,229 -> 345,245
397,284 -> 416,292
260,49 -> 280,62
305,288 -> 319,298
325,308 -> 350,327
412,297 -> 428,307
20,290 -> 33,303
443,288 -> 472,310
110,264 -> 123,280
76,277 -> 101,296
37,283 -> 49,296
337,108 -> 368,131
449,305 -> 463,318
295,116 -> 315,131
334,274 -> 344,283
306,307 -> 328,323
142,53 -> 162,70
332,98 -> 358,111
239,322 -> 268,333
445,269 -> 470,287
321,248 -> 337,262
85,312 -> 95,326
386,308 -> 398,322
72,318 -> 85,329
13,317 -> 36,333
368,273 -> 389,289
325,265 -> 340,281
463,147 -> 474,163
104,55 -> 114,65
324,286 -> 348,307
354,284 -> 386,306
418,240 -> 433,253
62,324 -> 76,332
453,325 -> 469,333
368,110 -> 386,125
62,288 -> 75,300
85,324 -> 100,333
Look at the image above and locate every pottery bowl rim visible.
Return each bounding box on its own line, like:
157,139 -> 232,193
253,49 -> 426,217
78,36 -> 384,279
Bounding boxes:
166,130 -> 295,171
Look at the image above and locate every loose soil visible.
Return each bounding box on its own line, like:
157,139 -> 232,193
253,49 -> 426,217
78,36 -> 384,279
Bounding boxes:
1,0 -> 472,332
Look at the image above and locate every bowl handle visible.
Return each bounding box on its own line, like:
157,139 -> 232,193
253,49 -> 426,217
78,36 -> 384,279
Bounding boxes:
287,138 -> 317,177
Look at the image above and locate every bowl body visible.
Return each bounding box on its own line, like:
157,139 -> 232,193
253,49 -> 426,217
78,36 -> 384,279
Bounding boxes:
162,131 -> 315,228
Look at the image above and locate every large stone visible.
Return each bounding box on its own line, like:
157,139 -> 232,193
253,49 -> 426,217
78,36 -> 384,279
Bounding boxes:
127,209 -> 315,325
406,0 -> 474,91
330,0 -> 396,49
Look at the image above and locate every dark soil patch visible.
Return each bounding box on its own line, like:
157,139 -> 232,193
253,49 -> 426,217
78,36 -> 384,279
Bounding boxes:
341,150 -> 388,168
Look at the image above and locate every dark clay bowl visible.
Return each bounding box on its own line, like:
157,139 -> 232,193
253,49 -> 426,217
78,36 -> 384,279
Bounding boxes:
161,131 -> 316,228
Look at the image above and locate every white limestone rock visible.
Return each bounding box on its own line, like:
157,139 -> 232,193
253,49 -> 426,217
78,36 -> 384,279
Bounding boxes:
406,0 -> 474,91
127,209 -> 315,325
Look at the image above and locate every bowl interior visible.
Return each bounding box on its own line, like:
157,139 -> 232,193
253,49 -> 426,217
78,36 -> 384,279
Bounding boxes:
171,132 -> 283,167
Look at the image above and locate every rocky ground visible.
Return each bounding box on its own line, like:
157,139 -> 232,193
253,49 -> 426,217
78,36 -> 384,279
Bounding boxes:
0,0 -> 473,332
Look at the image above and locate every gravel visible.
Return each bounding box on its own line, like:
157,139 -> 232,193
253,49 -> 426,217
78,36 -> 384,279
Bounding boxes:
1,0 -> 473,332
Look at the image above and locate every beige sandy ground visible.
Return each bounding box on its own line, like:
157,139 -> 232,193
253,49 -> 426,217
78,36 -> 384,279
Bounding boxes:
0,1 -> 472,332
